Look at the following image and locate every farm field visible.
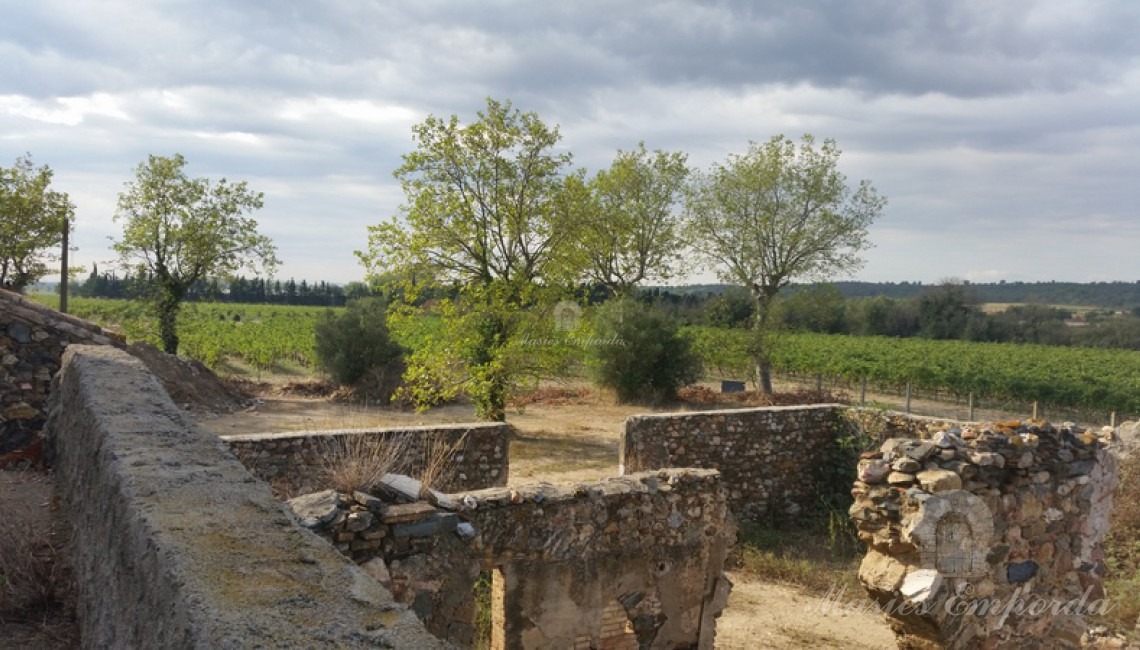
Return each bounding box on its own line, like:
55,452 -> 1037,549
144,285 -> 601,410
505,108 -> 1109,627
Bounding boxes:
29,295 -> 1140,420
687,326 -> 1140,417
30,295 -> 325,371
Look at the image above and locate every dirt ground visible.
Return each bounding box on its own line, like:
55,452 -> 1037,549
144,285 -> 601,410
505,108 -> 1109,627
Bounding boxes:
203,390 -> 897,648
0,470 -> 77,650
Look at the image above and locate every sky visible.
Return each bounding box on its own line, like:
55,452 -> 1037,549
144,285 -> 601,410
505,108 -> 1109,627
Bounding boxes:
3,0 -> 1139,286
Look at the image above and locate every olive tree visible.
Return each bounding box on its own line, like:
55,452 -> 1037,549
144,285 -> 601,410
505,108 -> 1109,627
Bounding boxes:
685,134 -> 886,393
113,154 -> 278,354
0,155 -> 75,292
358,99 -> 574,421
564,143 -> 689,296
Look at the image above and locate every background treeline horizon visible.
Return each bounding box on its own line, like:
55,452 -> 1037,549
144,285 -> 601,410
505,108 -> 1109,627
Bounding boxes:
64,268 -> 1140,310
64,269 -> 1140,351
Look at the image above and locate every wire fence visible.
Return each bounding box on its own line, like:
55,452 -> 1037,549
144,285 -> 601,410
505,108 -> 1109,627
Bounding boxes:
771,371 -> 1135,429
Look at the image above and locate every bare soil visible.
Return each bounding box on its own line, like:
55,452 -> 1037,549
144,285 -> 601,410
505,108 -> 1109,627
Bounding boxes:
0,470 -> 78,650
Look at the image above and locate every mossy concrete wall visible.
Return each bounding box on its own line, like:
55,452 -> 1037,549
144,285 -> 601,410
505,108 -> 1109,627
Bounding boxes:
46,345 -> 445,649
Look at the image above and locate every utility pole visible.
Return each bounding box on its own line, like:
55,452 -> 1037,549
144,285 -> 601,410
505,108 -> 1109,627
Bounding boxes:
60,219 -> 69,313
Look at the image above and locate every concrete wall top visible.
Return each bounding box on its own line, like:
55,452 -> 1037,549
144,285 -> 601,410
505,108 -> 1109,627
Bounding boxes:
625,403 -> 847,422
220,422 -> 507,443
47,345 -> 446,649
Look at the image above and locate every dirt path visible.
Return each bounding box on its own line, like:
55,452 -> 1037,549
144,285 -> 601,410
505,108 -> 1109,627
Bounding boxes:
717,576 -> 895,649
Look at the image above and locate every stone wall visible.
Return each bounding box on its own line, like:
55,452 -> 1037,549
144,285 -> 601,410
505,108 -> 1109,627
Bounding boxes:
45,345 -> 445,649
622,404 -> 850,521
224,423 -> 509,495
293,469 -> 735,649
0,289 -> 123,454
850,420 -> 1118,649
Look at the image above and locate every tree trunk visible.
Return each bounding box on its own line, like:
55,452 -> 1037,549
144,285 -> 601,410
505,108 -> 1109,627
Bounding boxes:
751,287 -> 778,395
470,311 -> 509,422
757,358 -> 773,394
483,370 -> 507,423
156,288 -> 183,355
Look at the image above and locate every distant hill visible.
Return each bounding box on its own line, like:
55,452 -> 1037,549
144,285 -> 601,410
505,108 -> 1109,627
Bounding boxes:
655,281 -> 1140,309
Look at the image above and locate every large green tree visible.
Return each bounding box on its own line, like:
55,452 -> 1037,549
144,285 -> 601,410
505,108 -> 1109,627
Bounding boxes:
0,155 -> 75,292
686,134 -> 886,393
359,98 -> 575,421
564,143 -> 689,296
113,154 -> 278,354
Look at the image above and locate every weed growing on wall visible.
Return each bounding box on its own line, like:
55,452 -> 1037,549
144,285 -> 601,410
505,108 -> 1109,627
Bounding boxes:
418,430 -> 471,495
319,434 -> 411,494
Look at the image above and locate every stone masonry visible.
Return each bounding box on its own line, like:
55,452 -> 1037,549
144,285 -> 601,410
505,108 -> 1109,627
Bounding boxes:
850,420 -> 1118,649
623,404 -> 849,521
0,288 -> 124,454
291,469 -> 736,649
224,424 -> 510,495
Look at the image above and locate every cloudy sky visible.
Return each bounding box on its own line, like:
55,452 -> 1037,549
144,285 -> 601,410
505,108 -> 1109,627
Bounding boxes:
4,0 -> 1139,286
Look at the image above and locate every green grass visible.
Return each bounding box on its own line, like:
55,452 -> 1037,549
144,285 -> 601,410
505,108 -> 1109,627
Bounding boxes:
730,514 -> 864,596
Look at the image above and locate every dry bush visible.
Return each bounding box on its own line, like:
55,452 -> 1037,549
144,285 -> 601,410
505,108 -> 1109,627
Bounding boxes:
0,495 -> 74,634
507,385 -> 597,408
318,434 -> 412,494
676,386 -> 851,408
418,430 -> 470,495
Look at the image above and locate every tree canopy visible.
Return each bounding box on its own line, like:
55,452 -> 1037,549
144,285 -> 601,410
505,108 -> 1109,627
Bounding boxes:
564,143 -> 688,296
359,99 -> 576,420
113,153 -> 277,353
685,134 -> 887,391
360,98 -> 573,293
0,155 -> 74,292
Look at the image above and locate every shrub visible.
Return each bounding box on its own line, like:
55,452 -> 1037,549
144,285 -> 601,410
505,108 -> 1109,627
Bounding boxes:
588,299 -> 702,404
314,297 -> 404,390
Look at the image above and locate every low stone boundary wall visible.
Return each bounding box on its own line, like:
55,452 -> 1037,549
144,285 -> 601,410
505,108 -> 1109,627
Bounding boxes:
294,469 -> 735,649
622,404 -> 849,521
46,345 -> 444,649
223,423 -> 509,495
851,420 -> 1117,648
0,288 -> 123,454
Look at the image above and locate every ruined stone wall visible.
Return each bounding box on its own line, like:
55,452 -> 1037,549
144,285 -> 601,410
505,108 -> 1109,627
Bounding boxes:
0,289 -> 123,453
850,420 -> 1117,649
224,423 -> 509,495
46,345 -> 445,649
294,469 -> 735,649
623,404 -> 850,521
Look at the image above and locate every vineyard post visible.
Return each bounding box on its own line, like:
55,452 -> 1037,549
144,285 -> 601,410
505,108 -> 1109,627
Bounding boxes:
905,382 -> 911,414
1111,412 -> 1116,427
1032,401 -> 1038,420
860,378 -> 867,406
816,374 -> 822,391
968,392 -> 975,421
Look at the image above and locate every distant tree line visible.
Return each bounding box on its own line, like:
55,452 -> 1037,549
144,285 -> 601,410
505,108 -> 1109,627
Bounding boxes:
638,282 -> 1140,351
74,265 -> 377,307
